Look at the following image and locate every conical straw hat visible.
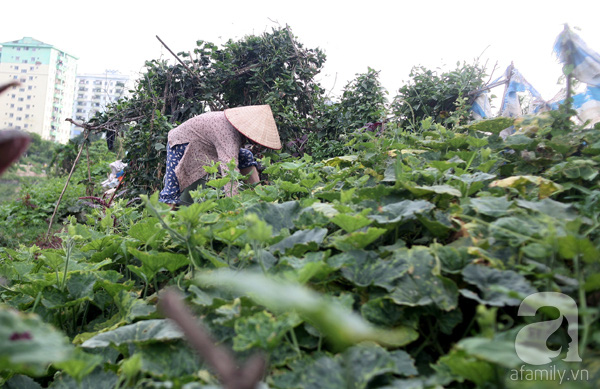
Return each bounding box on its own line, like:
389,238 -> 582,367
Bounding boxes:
224,105 -> 282,150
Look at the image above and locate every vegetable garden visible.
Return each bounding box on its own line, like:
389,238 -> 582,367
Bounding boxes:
1,27 -> 599,389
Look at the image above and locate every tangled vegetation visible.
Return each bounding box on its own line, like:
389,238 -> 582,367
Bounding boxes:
1,26 -> 598,389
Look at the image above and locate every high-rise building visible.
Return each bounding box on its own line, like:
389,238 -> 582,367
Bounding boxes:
0,37 -> 77,144
71,71 -> 130,137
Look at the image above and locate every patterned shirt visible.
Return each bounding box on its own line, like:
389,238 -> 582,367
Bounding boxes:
168,111 -> 242,194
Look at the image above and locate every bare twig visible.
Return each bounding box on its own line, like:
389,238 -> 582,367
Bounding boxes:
156,35 -> 228,111
45,129 -> 90,240
158,289 -> 265,389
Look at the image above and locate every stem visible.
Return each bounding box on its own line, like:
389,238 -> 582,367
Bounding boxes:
289,327 -> 301,356
31,291 -> 42,313
46,130 -> 90,240
574,253 -> 590,359
61,239 -> 73,291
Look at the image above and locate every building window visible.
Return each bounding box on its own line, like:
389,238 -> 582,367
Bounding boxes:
21,69 -> 27,73
14,65 -> 19,70
18,98 -> 23,102
28,86 -> 33,90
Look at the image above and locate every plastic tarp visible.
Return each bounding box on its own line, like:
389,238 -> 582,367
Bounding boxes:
470,66 -> 546,120
553,26 -> 600,126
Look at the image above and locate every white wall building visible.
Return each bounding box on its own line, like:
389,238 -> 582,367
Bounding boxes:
71,71 -> 130,137
0,37 -> 77,144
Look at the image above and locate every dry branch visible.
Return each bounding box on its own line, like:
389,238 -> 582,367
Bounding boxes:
158,289 -> 265,389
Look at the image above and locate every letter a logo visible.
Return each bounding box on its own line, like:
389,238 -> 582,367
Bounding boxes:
515,292 -> 582,365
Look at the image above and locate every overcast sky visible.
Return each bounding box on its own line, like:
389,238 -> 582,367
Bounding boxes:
3,0 -> 600,101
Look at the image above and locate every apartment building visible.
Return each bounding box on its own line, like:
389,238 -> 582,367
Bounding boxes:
0,37 -> 77,144
71,71 -> 130,137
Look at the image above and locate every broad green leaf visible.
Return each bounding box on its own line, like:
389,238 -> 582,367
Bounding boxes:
233,311 -> 300,351
271,356 -> 346,389
417,210 -> 455,238
389,247 -> 459,311
53,349 -> 103,383
331,213 -> 373,233
46,368 -> 118,389
340,250 -> 408,291
468,196 -> 514,218
0,306 -> 73,375
516,198 -> 578,221
324,155 -> 359,167
195,270 -> 419,348
343,344 -> 418,389
127,217 -> 165,247
461,264 -> 537,306
557,235 -> 599,263
330,227 -> 387,251
490,175 -> 563,198
504,134 -> 534,150
465,117 -> 514,134
404,184 -> 462,198
489,216 -> 545,246
135,343 -> 203,379
81,319 -> 183,348
456,336 -> 523,368
368,200 -> 435,225
128,248 -> 189,280
206,176 -> 229,189
246,200 -> 302,234
66,272 -> 97,300
361,297 -> 413,327
270,228 -> 328,256
435,348 -> 495,386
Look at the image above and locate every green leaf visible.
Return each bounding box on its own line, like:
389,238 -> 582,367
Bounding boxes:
135,343 -> 202,379
81,319 -> 183,348
388,247 -> 459,311
404,184 -> 462,198
368,200 -> 435,225
516,198 -> 579,221
46,368 -> 118,389
504,134 -> 533,150
340,250 -> 408,291
195,270 -> 419,349
128,248 -> 189,281
246,201 -> 302,234
270,228 -> 328,256
66,272 -> 97,300
0,306 -> 73,376
331,213 -> 373,233
53,349 -> 103,383
435,348 -> 495,386
468,196 -> 514,218
557,235 -> 599,263
233,311 -> 300,351
330,227 -> 387,251
127,217 -> 166,248
460,264 -> 537,306
343,344 -> 418,389
456,336 -> 523,368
